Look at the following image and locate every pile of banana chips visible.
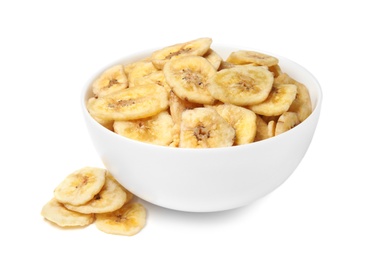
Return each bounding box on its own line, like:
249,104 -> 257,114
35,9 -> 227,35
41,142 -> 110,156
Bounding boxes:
41,167 -> 146,236
87,37 -> 312,148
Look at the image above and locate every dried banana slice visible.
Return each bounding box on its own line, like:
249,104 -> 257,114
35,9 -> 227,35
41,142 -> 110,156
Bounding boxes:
179,107 -> 235,148
267,120 -> 276,138
95,202 -> 147,236
151,37 -> 212,69
113,111 -> 175,146
288,80 -> 312,122
226,50 -> 279,67
249,83 -> 298,116
254,115 -> 270,142
169,91 -> 202,126
274,72 -> 293,85
54,167 -> 107,206
213,104 -> 257,145
269,64 -> 283,77
132,71 -> 172,95
92,64 -> 128,97
203,49 -> 223,70
163,55 -> 216,105
218,60 -> 236,70
41,198 -> 95,227
124,60 -> 158,88
275,112 -> 300,136
87,84 -> 169,121
168,91 -> 202,147
274,73 -> 312,122
123,187 -> 134,203
63,174 -> 127,214
207,65 -> 274,106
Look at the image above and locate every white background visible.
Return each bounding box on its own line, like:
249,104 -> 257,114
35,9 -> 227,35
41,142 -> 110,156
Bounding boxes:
1,1 -> 371,259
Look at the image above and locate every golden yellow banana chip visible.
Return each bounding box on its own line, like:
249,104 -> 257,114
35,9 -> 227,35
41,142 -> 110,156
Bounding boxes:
54,167 -> 107,206
123,187 -> 134,203
63,174 -> 127,214
41,198 -> 95,227
133,71 -> 172,95
274,73 -> 312,122
113,111 -> 175,146
269,64 -> 283,77
218,60 -> 236,70
287,81 -> 312,122
213,104 -> 257,145
151,37 -> 212,69
92,64 -> 128,97
267,120 -> 277,138
169,90 -> 202,126
124,60 -> 158,88
226,50 -> 279,67
95,202 -> 147,236
203,48 -> 223,70
275,112 -> 300,136
180,107 -> 235,148
274,72 -> 293,85
254,115 -> 270,142
248,84 -> 298,116
87,84 -> 169,121
207,65 -> 274,106
43,166 -> 146,236
163,55 -> 217,105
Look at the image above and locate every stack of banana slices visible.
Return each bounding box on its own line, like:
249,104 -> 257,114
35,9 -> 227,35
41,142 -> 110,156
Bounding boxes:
41,167 -> 146,236
87,37 -> 312,148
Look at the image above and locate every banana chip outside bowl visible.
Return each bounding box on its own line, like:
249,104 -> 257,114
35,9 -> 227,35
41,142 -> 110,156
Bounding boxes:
81,45 -> 322,212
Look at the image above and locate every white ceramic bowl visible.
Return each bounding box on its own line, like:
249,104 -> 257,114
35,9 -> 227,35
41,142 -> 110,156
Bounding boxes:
81,45 -> 322,212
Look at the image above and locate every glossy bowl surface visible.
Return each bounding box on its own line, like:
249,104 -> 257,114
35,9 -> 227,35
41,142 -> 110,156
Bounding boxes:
82,45 -> 322,212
